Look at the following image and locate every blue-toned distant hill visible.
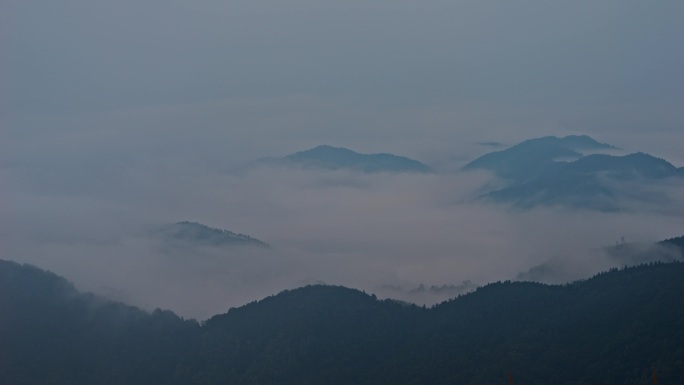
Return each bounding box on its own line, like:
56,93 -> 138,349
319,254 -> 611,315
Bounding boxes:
464,135 -> 615,181
154,221 -> 268,248
465,135 -> 683,211
266,145 -> 431,173
485,152 -> 683,210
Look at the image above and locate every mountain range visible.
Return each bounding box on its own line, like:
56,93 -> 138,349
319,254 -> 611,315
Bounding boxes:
465,135 -> 683,211
464,135 -> 615,181
1,258 -> 682,384
153,221 -> 268,248
263,145 -> 432,173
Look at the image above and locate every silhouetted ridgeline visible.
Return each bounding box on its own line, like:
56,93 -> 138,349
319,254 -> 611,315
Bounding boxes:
661,235 -> 684,254
465,135 -> 684,211
265,145 -> 432,173
155,221 -> 269,248
1,260 -> 683,384
464,135 -> 614,181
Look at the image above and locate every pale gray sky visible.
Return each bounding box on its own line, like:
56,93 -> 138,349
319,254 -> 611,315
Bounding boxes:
3,1 -> 683,154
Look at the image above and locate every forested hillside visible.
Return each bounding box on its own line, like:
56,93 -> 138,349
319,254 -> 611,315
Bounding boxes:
1,260 -> 682,384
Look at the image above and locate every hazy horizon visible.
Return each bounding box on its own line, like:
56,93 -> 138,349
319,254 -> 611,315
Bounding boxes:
3,0 -> 683,318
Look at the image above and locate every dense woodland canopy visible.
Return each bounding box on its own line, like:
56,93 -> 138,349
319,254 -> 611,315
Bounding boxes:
1,259 -> 682,384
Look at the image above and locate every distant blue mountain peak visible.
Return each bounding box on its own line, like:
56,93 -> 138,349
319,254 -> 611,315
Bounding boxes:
275,145 -> 431,173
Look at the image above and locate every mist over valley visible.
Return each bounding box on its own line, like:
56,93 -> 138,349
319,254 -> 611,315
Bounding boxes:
3,135 -> 683,318
2,1 -> 684,382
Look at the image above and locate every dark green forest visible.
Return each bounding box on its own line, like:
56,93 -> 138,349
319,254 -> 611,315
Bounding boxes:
1,260 -> 682,384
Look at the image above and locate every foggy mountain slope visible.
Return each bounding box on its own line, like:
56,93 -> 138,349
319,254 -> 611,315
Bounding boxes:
2,259 -> 683,384
263,145 -> 432,173
0,260 -> 199,385
660,235 -> 684,253
465,135 -> 683,211
485,152 -> 683,211
153,221 -> 268,248
463,135 -> 614,181
517,233 -> 684,284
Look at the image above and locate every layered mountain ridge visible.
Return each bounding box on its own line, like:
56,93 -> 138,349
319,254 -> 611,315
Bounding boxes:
263,145 -> 431,173
153,221 -> 268,248
1,258 -> 683,384
465,135 -> 683,211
